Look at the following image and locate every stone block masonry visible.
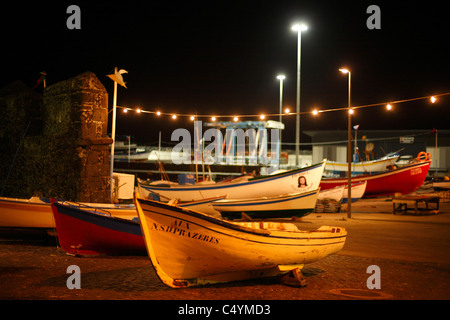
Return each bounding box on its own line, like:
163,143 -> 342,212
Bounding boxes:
0,71 -> 112,203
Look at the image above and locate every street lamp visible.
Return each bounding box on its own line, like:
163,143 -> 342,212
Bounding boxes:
277,74 -> 285,164
276,74 -> 285,124
339,67 -> 352,219
292,23 -> 308,166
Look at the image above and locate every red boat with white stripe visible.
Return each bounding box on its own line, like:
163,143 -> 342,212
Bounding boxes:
320,160 -> 431,197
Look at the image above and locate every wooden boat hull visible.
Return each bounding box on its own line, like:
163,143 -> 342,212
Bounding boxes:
320,161 -> 431,197
342,181 -> 367,203
325,155 -> 399,174
318,186 -> 345,202
0,196 -> 138,230
50,200 -> 145,256
212,189 -> 319,219
135,197 -> 347,288
0,197 -> 54,229
139,161 -> 326,202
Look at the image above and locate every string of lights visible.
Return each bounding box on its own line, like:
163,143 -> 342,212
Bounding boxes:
117,92 -> 449,121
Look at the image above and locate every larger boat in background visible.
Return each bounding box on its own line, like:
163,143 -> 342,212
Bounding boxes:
320,160 -> 431,197
139,161 -> 326,202
114,140 -> 151,161
325,154 -> 399,175
135,196 -> 347,288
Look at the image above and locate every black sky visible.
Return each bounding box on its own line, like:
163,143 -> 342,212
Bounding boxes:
2,1 -> 449,145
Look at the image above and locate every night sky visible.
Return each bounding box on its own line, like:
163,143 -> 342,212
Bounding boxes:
2,1 -> 449,146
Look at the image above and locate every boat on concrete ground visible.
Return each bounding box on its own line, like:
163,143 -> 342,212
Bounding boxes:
135,196 -> 347,288
320,160 -> 431,197
50,199 -> 145,256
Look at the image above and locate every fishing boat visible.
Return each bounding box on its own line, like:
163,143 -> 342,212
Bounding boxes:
0,196 -> 137,232
432,178 -> 450,190
50,199 -> 145,256
320,160 -> 431,197
0,193 -> 227,232
325,154 -> 399,175
211,189 -> 320,219
342,181 -> 367,203
135,196 -> 347,288
318,185 -> 345,202
139,161 -> 326,202
114,140 -> 151,162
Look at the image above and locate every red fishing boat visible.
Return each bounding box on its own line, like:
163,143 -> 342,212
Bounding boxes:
50,199 -> 145,256
320,160 -> 431,197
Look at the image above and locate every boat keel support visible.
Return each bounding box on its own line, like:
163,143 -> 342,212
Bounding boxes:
280,267 -> 307,287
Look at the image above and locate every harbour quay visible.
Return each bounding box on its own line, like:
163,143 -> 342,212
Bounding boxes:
1,198 -> 449,301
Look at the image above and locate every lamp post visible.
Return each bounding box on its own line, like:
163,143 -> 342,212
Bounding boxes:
277,74 -> 285,166
276,74 -> 285,123
339,68 -> 352,219
292,23 -> 307,167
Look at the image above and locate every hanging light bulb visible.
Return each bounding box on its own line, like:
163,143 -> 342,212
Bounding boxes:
211,116 -> 216,122
260,114 -> 265,120
156,111 -> 161,116
190,115 -> 195,121
312,109 -> 319,116
123,108 -> 128,113
136,108 -> 141,113
233,116 -> 239,122
172,114 -> 177,119
386,104 -> 392,111
431,96 -> 437,103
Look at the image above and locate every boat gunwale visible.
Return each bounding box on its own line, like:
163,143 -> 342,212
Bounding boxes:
137,198 -> 346,244
140,161 -> 325,191
52,201 -> 141,236
326,155 -> 399,167
212,189 -> 319,207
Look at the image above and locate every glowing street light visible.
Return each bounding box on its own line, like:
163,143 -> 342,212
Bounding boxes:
339,67 -> 352,219
276,74 -> 285,123
292,22 -> 308,166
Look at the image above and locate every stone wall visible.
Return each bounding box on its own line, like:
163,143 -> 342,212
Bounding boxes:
0,72 -> 112,203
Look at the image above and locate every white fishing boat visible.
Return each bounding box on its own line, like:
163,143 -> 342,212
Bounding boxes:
114,140 -> 151,161
342,181 -> 367,203
135,196 -> 347,288
139,161 -> 326,202
212,189 -> 320,219
318,185 -> 345,202
325,154 -> 399,175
